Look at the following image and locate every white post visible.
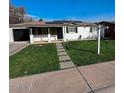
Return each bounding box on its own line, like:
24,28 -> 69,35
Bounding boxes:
63,26 -> 67,42
30,28 -> 34,44
55,35 -> 57,40
97,25 -> 101,55
9,28 -> 14,42
48,28 -> 51,43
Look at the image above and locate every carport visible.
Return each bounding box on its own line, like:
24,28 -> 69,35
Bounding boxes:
13,29 -> 30,41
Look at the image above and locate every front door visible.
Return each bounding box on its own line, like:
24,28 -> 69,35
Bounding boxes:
57,28 -> 63,39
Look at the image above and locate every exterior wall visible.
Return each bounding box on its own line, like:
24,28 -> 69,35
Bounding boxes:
9,28 -> 14,42
65,32 -> 78,40
51,35 -> 57,40
33,35 -> 57,42
64,27 -> 98,41
90,27 -> 98,39
33,35 -> 47,41
78,27 -> 91,39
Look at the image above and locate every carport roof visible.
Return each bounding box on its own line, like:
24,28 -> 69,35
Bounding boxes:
9,21 -> 97,28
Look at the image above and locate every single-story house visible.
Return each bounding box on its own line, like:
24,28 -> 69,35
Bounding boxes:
98,21 -> 115,39
9,21 -> 105,43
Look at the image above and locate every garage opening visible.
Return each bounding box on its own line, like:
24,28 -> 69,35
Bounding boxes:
13,29 -> 30,41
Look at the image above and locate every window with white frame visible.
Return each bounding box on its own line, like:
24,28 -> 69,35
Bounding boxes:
90,27 -> 92,33
66,27 -> 77,33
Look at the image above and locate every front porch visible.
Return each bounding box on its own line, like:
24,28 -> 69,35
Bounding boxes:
29,27 -> 65,43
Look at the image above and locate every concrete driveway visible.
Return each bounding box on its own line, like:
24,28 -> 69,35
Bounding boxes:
10,61 -> 115,93
9,42 -> 29,56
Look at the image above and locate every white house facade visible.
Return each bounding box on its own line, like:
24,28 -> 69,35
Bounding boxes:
9,21 -> 105,43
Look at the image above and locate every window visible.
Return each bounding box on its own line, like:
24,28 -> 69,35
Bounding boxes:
66,27 -> 77,33
90,27 -> 92,33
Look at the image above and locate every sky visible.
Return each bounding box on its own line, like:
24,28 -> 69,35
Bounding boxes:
10,0 -> 115,22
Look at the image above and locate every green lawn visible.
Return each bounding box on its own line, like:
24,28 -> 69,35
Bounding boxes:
63,40 -> 115,66
9,44 -> 60,78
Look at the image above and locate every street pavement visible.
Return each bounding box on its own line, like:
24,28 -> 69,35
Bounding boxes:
10,61 -> 114,93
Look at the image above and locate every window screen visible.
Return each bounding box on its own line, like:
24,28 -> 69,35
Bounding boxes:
66,27 -> 77,33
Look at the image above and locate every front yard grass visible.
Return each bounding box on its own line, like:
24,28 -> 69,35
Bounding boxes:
9,44 -> 60,79
63,40 -> 115,66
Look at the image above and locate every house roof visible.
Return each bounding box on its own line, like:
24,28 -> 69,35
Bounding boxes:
98,21 -> 115,25
9,21 -> 97,28
46,20 -> 83,24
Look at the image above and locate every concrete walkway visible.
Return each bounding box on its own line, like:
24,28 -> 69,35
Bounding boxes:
10,61 -> 115,93
56,42 -> 75,69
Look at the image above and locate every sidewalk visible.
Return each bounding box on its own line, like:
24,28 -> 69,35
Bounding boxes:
10,61 -> 115,93
94,85 -> 114,93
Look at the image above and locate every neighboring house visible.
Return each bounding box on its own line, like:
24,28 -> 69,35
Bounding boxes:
9,21 -> 105,43
98,21 -> 115,39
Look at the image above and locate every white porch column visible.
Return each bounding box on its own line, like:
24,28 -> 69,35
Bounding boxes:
55,35 -> 57,40
63,26 -> 67,42
48,28 -> 51,43
29,28 -> 34,44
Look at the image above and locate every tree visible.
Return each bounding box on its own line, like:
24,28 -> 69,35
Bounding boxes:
9,4 -> 43,24
23,15 -> 33,22
9,4 -> 25,24
39,18 -> 43,22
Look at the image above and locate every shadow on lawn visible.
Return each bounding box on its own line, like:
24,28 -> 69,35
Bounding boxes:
64,45 -> 96,54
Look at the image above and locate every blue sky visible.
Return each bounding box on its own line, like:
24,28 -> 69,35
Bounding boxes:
11,0 -> 115,22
